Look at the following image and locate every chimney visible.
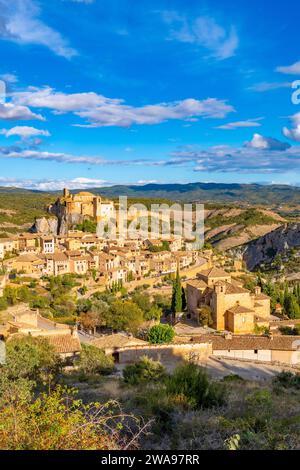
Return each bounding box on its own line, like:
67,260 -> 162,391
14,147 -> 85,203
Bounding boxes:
255,286 -> 261,296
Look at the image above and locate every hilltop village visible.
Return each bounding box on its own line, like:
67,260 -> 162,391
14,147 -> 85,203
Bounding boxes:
1,189 -> 300,369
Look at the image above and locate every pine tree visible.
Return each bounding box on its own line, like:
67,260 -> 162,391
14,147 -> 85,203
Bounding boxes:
171,269 -> 182,314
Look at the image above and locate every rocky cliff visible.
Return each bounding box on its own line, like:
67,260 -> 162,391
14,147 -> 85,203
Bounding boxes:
30,217 -> 58,235
48,200 -> 86,234
232,223 -> 300,271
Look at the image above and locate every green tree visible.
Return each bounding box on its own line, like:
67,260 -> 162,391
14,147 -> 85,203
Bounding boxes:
198,305 -> 213,327
171,269 -> 182,314
144,305 -> 162,322
132,291 -> 151,314
108,300 -> 144,333
147,324 -> 175,344
5,336 -> 61,387
76,344 -> 114,375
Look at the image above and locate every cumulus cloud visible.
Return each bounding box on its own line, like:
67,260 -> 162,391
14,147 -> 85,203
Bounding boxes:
12,86 -> 234,127
162,12 -> 238,60
276,61 -> 300,75
164,133 -> 296,174
246,133 -> 290,151
0,176 -> 108,191
0,102 -> 45,121
0,126 -> 50,138
0,130 -> 297,175
0,0 -> 77,59
283,113 -> 300,142
215,120 -> 262,130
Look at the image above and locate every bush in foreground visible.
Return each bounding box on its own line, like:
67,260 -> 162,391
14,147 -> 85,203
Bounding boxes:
166,363 -> 226,409
76,344 -> 114,376
123,356 -> 166,386
273,371 -> 300,389
0,383 -> 146,450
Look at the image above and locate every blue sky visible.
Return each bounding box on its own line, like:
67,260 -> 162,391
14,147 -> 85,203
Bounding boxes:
1,0 -> 300,190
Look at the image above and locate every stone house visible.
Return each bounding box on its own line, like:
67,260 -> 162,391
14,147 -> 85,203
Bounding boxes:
42,252 -> 70,276
186,267 -> 271,334
4,306 -> 81,360
195,334 -> 300,366
41,235 -> 55,254
0,237 -> 18,259
4,253 -> 44,275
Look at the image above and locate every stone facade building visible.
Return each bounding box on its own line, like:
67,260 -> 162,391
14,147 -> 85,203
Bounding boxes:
186,267 -> 271,334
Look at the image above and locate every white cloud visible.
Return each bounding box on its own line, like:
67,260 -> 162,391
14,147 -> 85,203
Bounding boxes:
0,131 -> 296,175
163,13 -> 238,60
12,86 -> 234,127
276,61 -> 300,75
246,133 -> 290,151
283,113 -> 300,142
0,147 -> 152,166
249,81 -> 292,92
67,0 -> 94,3
215,120 -> 262,130
0,102 -> 45,121
0,0 -> 77,59
0,126 -> 50,138
0,149 -> 106,164
0,176 -> 107,191
166,134 -> 295,174
0,73 -> 18,83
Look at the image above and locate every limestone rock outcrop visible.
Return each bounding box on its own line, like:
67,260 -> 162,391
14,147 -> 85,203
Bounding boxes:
232,223 -> 300,271
30,217 -> 58,235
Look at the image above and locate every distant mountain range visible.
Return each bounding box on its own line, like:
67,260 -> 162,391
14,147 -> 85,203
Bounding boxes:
83,183 -> 300,205
1,182 -> 300,205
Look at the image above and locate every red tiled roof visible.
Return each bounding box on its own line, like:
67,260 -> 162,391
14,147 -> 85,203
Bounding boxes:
191,334 -> 300,351
47,334 -> 81,354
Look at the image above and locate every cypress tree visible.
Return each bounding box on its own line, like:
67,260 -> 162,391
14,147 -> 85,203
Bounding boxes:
171,269 -> 182,314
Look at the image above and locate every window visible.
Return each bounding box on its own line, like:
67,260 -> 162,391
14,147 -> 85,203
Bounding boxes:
254,349 -> 258,354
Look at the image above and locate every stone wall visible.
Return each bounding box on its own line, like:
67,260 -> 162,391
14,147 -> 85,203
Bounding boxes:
118,342 -> 212,364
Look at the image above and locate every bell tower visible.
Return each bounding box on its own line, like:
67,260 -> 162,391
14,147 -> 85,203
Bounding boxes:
63,188 -> 70,198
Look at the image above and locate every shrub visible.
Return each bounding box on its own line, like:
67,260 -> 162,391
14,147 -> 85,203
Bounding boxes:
5,336 -> 61,387
123,356 -> 166,385
76,344 -> 114,376
0,297 -> 8,311
0,384 -> 143,450
222,374 -> 245,383
166,363 -> 226,409
147,324 -> 175,344
273,371 -> 300,389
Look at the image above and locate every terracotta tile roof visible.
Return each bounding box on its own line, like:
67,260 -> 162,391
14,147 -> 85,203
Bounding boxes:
91,333 -> 147,350
223,282 -> 250,294
15,254 -> 41,263
191,334 -> 300,351
198,267 -> 230,278
43,252 -> 68,262
187,279 -> 208,290
227,305 -> 255,315
47,334 -> 81,354
255,293 -> 270,300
